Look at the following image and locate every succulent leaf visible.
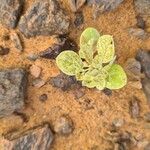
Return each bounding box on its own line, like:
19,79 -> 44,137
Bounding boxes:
56,51 -> 83,76
97,35 -> 115,63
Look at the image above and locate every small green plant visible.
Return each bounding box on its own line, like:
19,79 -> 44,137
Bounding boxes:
56,28 -> 127,90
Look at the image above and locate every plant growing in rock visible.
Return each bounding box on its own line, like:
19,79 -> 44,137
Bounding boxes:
56,28 -> 127,90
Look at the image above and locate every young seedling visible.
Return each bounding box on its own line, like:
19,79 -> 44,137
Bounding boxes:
56,28 -> 127,90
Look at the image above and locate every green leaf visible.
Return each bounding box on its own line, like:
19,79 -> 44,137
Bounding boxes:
97,35 -> 115,63
80,28 -> 100,46
81,69 -> 106,90
56,51 -> 83,76
106,64 -> 127,89
79,43 -> 94,63
91,55 -> 103,69
79,28 -> 100,63
95,77 -> 106,90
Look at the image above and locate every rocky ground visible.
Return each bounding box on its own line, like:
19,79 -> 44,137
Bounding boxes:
0,0 -> 150,150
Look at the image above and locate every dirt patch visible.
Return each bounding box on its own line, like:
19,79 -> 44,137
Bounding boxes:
0,0 -> 150,150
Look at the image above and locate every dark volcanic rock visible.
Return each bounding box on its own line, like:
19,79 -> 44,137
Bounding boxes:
2,124 -> 53,150
0,69 -> 27,118
19,0 -> 70,38
0,0 -> 24,29
50,73 -> 76,91
39,36 -> 77,59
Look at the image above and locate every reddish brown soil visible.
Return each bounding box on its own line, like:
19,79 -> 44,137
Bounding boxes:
0,0 -> 150,149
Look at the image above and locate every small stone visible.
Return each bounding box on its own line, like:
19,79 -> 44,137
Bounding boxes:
129,97 -> 140,118
50,73 -> 76,91
0,69 -> 27,118
112,118 -> 124,127
30,65 -> 41,78
19,0 -> 69,38
144,112 -> 150,122
74,11 -> 84,27
32,78 -> 45,88
0,0 -> 24,28
68,0 -> 86,12
145,143 -> 150,150
73,89 -> 85,99
103,88 -> 112,96
1,124 -> 53,150
136,15 -> 145,29
27,53 -> 39,61
54,115 -> 74,135
125,58 -> 143,80
39,36 -> 77,59
39,94 -> 48,102
87,0 -> 124,19
134,0 -> 150,17
128,27 -> 148,39
136,50 -> 150,79
10,32 -> 23,52
0,46 -> 10,55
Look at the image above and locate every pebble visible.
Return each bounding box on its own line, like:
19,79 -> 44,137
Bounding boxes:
103,88 -> 112,96
128,27 -> 148,39
129,97 -> 140,119
39,36 -> 77,59
32,78 -> 45,88
54,115 -> 74,135
50,73 -> 76,91
125,58 -> 143,80
39,94 -> 48,102
136,50 -> 150,79
30,65 -> 41,78
10,32 -> 23,52
74,11 -> 84,27
27,53 -> 39,61
73,89 -> 85,99
136,15 -> 145,29
0,46 -> 9,55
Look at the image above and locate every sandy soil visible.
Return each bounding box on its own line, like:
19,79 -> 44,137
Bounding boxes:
0,0 -> 150,149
